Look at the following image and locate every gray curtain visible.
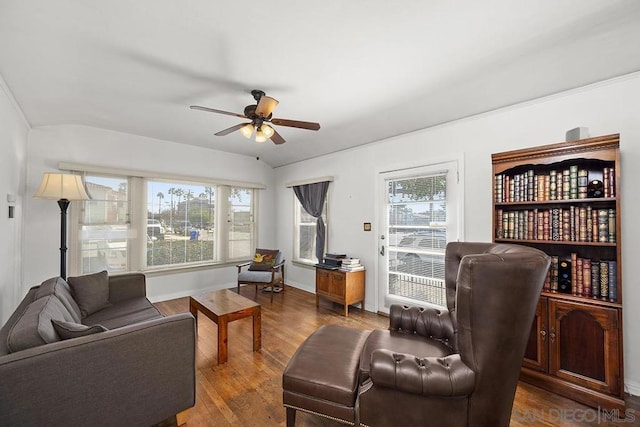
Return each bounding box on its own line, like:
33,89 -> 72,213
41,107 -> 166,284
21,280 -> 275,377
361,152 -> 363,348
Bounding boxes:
293,181 -> 330,263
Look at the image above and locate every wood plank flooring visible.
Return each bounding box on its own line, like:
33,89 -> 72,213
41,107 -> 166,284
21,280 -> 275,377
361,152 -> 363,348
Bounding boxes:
154,285 -> 639,426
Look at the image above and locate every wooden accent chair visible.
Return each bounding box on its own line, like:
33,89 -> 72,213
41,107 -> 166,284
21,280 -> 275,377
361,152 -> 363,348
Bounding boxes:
237,249 -> 285,302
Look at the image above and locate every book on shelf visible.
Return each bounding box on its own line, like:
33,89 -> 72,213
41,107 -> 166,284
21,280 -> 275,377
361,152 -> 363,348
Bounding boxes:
543,254 -> 618,302
495,206 -> 616,243
494,166 -> 615,203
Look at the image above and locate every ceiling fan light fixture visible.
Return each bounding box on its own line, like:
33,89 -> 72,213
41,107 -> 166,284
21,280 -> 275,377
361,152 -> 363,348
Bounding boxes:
255,128 -> 268,143
240,123 -> 254,139
261,124 -> 275,138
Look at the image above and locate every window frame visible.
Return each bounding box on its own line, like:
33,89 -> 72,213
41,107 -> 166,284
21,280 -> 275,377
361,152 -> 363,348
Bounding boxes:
69,171 -> 259,276
292,190 -> 329,265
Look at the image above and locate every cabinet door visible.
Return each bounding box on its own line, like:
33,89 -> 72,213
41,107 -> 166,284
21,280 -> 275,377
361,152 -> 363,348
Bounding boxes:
329,272 -> 346,298
316,269 -> 330,294
549,300 -> 621,395
523,298 -> 548,373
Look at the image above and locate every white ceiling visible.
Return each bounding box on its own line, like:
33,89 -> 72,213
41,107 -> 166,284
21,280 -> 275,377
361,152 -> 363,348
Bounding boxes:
1,1 -> 640,167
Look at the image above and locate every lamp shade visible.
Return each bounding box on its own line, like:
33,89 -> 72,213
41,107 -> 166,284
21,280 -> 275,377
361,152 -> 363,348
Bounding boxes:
240,123 -> 254,139
255,128 -> 268,143
261,124 -> 275,138
34,173 -> 90,201
255,96 -> 279,117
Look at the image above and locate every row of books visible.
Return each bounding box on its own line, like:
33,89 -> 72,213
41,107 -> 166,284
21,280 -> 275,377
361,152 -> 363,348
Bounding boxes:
544,255 -> 618,302
495,207 -> 616,243
494,166 -> 615,203
339,258 -> 365,272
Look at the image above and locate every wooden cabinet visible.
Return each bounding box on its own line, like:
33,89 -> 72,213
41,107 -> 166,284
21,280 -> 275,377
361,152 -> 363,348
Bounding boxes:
315,267 -> 365,317
492,134 -> 624,411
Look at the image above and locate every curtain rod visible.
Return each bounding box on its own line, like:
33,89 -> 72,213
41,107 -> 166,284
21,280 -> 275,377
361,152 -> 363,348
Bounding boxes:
284,176 -> 334,188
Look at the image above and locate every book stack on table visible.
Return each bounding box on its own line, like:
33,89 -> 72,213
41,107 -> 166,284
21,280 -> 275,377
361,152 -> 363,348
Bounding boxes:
340,258 -> 364,272
316,253 -> 347,270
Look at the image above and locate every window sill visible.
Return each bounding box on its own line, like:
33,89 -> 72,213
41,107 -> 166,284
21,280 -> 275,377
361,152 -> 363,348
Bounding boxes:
143,260 -> 249,277
291,260 -> 317,269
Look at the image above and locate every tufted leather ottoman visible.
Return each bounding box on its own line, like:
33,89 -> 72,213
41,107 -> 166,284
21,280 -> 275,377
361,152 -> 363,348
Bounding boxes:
282,324 -> 371,426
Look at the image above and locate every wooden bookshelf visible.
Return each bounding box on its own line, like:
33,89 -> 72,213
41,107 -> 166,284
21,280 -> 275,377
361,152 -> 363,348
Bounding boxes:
492,134 -> 624,411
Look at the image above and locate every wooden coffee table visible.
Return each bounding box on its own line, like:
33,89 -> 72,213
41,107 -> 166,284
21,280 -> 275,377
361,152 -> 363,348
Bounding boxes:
189,289 -> 261,365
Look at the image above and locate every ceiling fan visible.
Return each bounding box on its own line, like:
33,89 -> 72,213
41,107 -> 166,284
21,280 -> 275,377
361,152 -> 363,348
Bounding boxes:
190,89 -> 320,145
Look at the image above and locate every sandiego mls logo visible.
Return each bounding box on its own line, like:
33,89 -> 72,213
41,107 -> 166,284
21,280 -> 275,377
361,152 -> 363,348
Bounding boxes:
513,408 -> 636,424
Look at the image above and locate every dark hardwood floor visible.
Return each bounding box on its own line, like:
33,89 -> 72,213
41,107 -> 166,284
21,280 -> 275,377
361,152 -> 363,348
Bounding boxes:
154,285 -> 639,426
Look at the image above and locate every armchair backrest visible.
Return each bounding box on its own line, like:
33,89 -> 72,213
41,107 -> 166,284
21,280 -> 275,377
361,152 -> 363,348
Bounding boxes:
445,242 -> 549,426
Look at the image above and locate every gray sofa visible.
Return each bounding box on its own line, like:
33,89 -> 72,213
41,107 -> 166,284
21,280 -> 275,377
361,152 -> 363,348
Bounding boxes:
0,271 -> 196,427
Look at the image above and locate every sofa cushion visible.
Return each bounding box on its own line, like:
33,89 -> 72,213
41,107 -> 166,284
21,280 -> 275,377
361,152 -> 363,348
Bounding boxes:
67,270 -> 112,318
6,295 -> 75,353
52,319 -> 108,340
82,297 -> 163,329
248,249 -> 279,271
36,277 -> 82,323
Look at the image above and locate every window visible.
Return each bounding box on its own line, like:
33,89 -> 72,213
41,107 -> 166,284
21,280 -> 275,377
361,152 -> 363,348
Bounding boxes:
72,174 -> 256,275
228,188 -> 254,260
77,176 -> 130,273
294,193 -> 328,264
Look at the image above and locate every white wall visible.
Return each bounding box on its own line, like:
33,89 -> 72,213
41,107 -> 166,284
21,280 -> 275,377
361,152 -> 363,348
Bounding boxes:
0,76 -> 29,325
274,73 -> 640,394
23,125 -> 276,301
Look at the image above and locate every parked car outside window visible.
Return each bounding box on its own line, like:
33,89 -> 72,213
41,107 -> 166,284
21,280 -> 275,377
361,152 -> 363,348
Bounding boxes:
396,229 -> 446,279
147,219 -> 165,240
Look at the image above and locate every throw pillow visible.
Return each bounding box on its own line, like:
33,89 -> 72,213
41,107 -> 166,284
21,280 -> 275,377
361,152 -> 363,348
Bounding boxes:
6,295 -> 74,353
67,270 -> 111,318
51,319 -> 108,340
36,277 -> 82,323
248,249 -> 280,271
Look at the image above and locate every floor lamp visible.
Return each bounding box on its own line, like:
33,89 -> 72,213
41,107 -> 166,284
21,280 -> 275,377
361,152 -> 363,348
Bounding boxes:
34,173 -> 90,279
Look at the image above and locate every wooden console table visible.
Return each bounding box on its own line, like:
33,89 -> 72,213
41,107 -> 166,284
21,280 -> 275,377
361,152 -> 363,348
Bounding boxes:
315,267 -> 365,317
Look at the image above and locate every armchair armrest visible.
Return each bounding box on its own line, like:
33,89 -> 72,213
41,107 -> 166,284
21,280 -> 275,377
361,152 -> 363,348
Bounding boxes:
0,313 -> 196,426
389,304 -> 455,348
369,349 -> 475,397
237,261 -> 252,273
108,272 -> 147,303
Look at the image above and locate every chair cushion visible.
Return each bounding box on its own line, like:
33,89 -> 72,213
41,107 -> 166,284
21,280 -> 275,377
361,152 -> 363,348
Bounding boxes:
67,270 -> 112,318
6,295 -> 75,353
52,319 -> 108,340
36,277 -> 82,323
238,270 -> 283,284
248,249 -> 280,271
359,329 -> 455,382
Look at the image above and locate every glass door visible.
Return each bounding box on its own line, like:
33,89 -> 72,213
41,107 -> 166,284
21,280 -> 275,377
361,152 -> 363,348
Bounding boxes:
377,161 -> 461,312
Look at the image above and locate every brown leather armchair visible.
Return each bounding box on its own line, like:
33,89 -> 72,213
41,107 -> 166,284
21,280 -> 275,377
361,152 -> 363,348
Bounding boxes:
357,242 -> 550,427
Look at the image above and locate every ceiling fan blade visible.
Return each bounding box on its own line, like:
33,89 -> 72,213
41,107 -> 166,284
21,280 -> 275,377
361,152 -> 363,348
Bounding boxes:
271,118 -> 321,131
190,105 -> 247,119
270,128 -> 286,145
255,96 -> 279,117
215,123 -> 249,136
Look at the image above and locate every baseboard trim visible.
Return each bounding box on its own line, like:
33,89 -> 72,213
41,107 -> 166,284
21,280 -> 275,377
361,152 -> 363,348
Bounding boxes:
625,380 -> 640,397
